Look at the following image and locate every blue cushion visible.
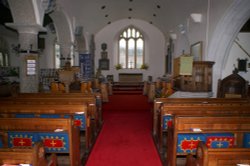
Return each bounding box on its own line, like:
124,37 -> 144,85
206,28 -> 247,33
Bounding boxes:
15,114 -> 35,118
0,137 -> 3,148
39,114 -> 61,118
243,133 -> 250,148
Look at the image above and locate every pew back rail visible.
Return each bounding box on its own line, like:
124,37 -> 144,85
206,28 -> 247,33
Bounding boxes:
0,142 -> 57,166
186,141 -> 250,166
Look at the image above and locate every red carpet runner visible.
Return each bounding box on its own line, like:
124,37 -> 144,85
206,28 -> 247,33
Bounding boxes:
86,94 -> 162,166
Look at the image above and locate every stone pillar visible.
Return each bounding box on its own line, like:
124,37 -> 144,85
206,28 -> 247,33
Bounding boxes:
6,24 -> 46,93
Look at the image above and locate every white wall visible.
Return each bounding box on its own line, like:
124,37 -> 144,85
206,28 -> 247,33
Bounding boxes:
94,19 -> 166,82
208,0 -> 234,47
0,25 -> 19,67
173,1 -> 208,58
172,0 -> 234,60
39,32 -> 57,69
223,33 -> 250,81
0,25 -> 58,70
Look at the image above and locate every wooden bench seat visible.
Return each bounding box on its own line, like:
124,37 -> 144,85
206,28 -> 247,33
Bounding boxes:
0,97 -> 100,126
2,92 -> 103,132
0,117 -> 80,166
167,115 -> 250,166
186,141 -> 250,166
0,142 -> 57,166
0,103 -> 94,152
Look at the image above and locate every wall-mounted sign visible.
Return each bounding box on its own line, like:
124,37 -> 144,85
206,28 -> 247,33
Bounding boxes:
26,55 -> 37,76
238,58 -> 248,72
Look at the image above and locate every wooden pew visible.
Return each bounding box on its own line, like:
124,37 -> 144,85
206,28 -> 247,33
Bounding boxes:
143,81 -> 162,102
0,103 -> 93,152
0,117 -> 80,166
167,115 -> 250,166
0,142 -> 57,166
0,96 -> 102,130
0,95 -> 101,152
157,103 -> 250,153
13,93 -> 103,129
6,92 -> 103,131
100,82 -> 109,102
153,97 -> 250,136
153,98 -> 250,153
186,141 -> 250,166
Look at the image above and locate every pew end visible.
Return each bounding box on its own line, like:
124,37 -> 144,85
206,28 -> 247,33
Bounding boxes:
0,117 -> 80,166
0,142 -> 57,166
186,154 -> 198,166
186,141 -> 250,166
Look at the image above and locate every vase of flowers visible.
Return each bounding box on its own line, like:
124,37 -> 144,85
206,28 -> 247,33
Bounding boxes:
140,64 -> 149,70
115,64 -> 122,70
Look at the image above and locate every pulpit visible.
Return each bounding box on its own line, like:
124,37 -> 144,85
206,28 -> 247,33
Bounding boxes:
58,62 -> 79,93
59,70 -> 74,93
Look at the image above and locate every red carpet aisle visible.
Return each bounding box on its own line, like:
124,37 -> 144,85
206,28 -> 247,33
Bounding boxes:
86,94 -> 162,166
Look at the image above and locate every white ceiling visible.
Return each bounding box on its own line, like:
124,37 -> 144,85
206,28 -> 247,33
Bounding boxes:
57,0 -> 207,35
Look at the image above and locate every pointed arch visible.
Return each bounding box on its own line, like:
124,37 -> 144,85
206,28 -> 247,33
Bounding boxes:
207,0 -> 250,96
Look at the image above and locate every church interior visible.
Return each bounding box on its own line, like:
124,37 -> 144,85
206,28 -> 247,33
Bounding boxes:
0,0 -> 250,166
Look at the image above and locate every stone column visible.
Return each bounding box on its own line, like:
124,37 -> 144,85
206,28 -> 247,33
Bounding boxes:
6,23 -> 46,93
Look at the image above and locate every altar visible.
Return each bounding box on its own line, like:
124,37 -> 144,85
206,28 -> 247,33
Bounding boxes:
118,73 -> 143,83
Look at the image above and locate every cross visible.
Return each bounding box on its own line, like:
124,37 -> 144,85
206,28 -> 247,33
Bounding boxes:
50,140 -> 57,147
129,61 -> 133,69
189,141 -> 195,149
217,142 -> 223,148
19,139 -> 25,146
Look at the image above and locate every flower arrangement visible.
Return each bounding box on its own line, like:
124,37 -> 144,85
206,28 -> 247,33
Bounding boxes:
140,64 -> 149,70
115,64 -> 122,70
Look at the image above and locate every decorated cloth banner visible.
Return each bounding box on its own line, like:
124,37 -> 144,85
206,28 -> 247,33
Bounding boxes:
205,133 -> 234,148
177,133 -> 206,154
74,114 -> 86,130
162,115 -> 173,130
8,132 -> 37,148
177,133 -> 235,154
8,132 -> 69,153
38,133 -> 69,153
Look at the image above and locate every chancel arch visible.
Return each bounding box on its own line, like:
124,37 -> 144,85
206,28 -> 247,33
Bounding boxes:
207,0 -> 250,96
